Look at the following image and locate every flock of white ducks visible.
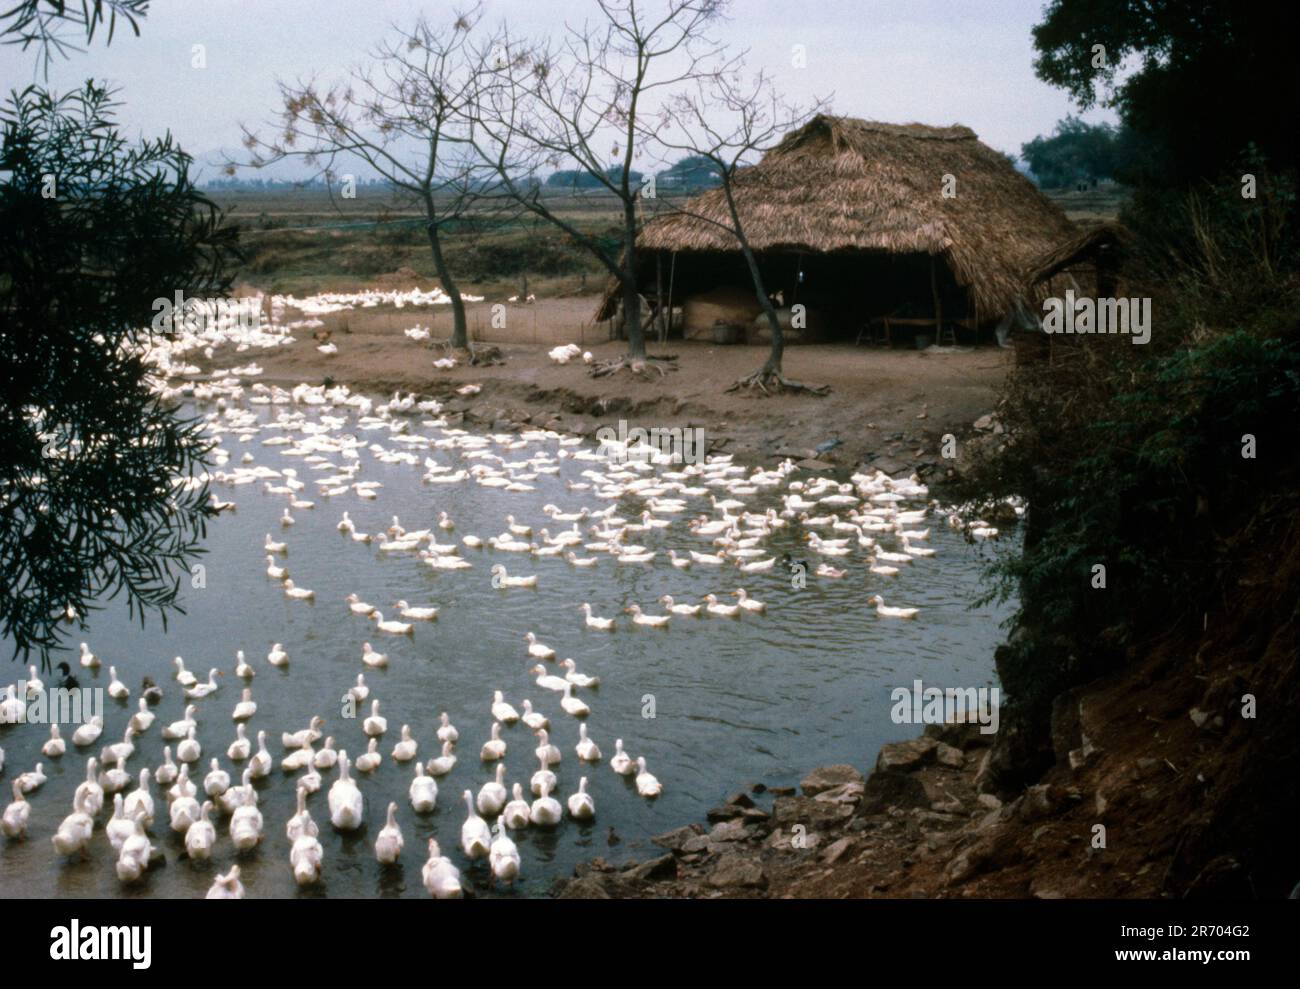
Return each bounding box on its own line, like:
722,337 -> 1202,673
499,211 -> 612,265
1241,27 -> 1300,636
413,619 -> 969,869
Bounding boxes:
0,288 -> 1019,898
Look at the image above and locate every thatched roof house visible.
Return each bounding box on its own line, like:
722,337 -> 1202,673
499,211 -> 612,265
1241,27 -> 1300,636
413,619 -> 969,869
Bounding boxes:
600,114 -> 1078,343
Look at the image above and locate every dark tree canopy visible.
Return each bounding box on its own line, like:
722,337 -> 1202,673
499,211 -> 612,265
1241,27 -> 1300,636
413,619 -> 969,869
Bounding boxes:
0,82 -> 240,666
1020,116 -> 1132,188
1032,0 -> 1298,184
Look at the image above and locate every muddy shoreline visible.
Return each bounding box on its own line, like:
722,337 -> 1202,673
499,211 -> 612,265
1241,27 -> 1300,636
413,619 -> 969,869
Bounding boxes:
206,297 -> 1011,478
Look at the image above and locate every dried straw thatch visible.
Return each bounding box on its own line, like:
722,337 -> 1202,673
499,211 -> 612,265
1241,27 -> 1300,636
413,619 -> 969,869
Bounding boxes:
1023,221 -> 1135,289
599,114 -> 1076,320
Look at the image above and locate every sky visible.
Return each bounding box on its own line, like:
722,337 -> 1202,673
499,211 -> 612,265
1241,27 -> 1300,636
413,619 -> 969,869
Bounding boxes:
0,0 -> 1117,180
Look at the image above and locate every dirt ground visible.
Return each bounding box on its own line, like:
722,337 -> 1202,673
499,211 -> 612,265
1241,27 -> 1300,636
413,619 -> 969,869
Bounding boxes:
227,296 -> 1011,473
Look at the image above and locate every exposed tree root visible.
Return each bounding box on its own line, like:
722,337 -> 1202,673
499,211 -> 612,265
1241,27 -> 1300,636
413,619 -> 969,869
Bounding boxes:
435,339 -> 505,366
726,367 -> 830,396
589,354 -> 678,379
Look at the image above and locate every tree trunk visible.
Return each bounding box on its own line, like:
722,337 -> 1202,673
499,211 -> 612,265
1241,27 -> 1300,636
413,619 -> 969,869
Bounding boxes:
425,217 -> 468,351
622,202 -> 645,359
741,241 -> 783,375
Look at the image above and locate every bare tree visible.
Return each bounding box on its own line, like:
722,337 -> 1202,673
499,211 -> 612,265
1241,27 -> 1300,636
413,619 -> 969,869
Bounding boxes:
470,0 -> 730,376
235,6 -> 499,355
648,68 -> 829,393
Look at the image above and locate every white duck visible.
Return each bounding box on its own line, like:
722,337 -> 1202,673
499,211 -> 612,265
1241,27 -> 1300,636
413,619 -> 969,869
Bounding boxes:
205,865 -> 245,899
51,799 -> 95,857
2,781 -> 30,838
635,756 -> 663,797
99,756 -> 130,794
529,779 -> 563,826
372,611 -> 413,635
74,757 -> 105,815
172,656 -> 197,688
520,699 -> 549,730
560,682 -> 591,718
282,715 -> 325,749
107,666 -> 129,701
355,738 -> 382,773
232,688 -> 257,721
203,758 -> 230,798
185,667 -> 222,700
362,700 -> 388,737
72,715 -> 104,747
169,723 -> 200,765
266,555 -> 288,580
161,704 -> 197,740
625,603 -> 671,627
567,776 -> 596,820
79,642 -> 100,669
374,802 -> 404,865
477,763 -> 509,816
395,600 -> 438,621
42,724 -> 66,759
115,813 -> 153,883
427,739 -> 457,776
348,673 -> 371,702
534,728 -> 562,767
561,658 -> 600,688
530,664 -> 569,694
361,642 -> 388,668
122,768 -> 155,827
286,786 -> 319,843
282,579 -> 315,600
502,783 -> 532,829
128,699 -> 155,734
460,790 -> 492,859
100,726 -> 137,765
524,632 -> 556,661
291,830 -> 324,886
480,722 -> 507,762
185,801 -> 217,861
409,762 -> 438,813
436,712 -> 458,743
868,594 -> 919,619
530,750 -> 558,798
610,739 -> 635,776
247,731 -> 272,778
489,820 -> 521,886
576,723 -> 602,762
703,594 -> 741,618
169,790 -> 202,835
491,690 -> 520,724
734,588 -> 766,613
168,763 -> 196,802
381,721 -> 415,761
17,762 -> 47,794
227,723 -> 251,761
328,752 -> 364,830
106,794 -> 135,851
267,643 -> 289,668
229,794 -> 264,851
580,602 -> 616,630
659,594 -> 702,616
313,736 -> 338,770
421,838 -> 463,899
346,593 -> 376,616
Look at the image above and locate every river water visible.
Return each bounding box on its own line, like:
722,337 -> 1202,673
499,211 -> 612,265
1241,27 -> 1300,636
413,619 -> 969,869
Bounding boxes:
0,392 -> 1011,898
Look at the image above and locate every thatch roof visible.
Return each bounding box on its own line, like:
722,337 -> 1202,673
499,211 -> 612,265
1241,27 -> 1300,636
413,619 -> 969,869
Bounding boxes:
1023,221 -> 1135,287
599,114 -> 1077,320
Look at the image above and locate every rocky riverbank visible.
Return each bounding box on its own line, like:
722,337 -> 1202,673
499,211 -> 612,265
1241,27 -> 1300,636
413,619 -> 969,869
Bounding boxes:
550,722 -> 999,899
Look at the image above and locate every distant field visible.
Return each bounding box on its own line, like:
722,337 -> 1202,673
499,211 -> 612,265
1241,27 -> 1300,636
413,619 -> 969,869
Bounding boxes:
214,186 -> 630,298
213,183 -> 1127,298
